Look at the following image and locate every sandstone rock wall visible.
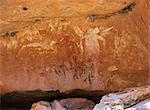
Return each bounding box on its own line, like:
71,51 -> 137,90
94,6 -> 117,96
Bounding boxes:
0,0 -> 149,94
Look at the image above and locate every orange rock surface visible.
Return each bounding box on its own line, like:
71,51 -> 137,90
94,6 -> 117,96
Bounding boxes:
0,0 -> 149,94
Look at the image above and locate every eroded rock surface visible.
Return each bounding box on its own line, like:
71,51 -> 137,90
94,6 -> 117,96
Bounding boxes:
0,0 -> 150,94
93,85 -> 150,110
126,98 -> 150,110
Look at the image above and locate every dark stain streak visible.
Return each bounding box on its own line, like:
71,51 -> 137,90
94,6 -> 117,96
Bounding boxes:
72,63 -> 94,84
88,71 -> 92,84
87,65 -> 94,84
54,63 -> 67,78
54,68 -> 59,76
35,19 -> 40,22
118,2 -> 136,14
73,66 -> 85,80
88,15 -> 99,22
83,78 -> 87,83
82,64 -> 94,85
79,67 -> 85,77
23,7 -> 28,11
88,2 -> 136,22
1,31 -> 17,38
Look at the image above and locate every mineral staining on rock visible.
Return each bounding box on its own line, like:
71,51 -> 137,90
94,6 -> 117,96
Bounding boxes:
0,0 -> 149,95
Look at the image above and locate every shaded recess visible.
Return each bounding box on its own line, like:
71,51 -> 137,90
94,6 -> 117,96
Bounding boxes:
1,90 -> 107,109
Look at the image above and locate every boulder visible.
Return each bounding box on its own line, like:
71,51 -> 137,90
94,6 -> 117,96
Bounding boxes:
93,85 -> 150,110
31,98 -> 95,110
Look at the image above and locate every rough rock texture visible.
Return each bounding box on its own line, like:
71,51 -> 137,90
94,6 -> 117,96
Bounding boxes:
126,98 -> 150,110
0,0 -> 150,94
93,85 -> 150,110
31,98 -> 95,110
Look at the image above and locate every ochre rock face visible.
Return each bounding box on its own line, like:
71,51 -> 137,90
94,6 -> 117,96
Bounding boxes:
0,0 -> 149,94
